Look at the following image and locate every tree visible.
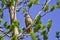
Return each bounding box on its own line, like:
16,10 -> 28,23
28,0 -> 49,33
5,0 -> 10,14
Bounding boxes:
0,0 -> 60,40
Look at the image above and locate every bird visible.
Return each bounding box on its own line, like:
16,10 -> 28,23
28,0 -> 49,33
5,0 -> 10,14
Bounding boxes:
24,13 -> 32,33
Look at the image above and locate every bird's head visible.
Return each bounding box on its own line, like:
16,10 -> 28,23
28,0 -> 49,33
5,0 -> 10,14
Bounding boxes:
24,13 -> 30,18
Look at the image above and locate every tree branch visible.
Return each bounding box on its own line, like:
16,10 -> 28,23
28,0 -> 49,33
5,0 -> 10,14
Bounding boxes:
0,27 -> 5,29
41,11 -> 51,17
18,25 -> 31,39
0,29 -> 11,37
34,0 -> 51,20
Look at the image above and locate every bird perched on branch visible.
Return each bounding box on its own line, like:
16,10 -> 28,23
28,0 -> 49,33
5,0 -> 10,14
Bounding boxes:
24,13 -> 32,33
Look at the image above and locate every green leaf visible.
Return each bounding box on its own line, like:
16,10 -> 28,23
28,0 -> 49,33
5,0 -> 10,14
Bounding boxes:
28,0 -> 39,8
23,8 -> 27,13
47,20 -> 52,32
34,15 -> 41,24
0,19 -> 2,24
11,34 -> 17,40
50,5 -> 56,11
0,35 -> 4,40
57,1 -> 60,8
0,13 -> 4,18
41,25 -> 46,30
0,8 -> 3,12
18,27 -> 21,32
43,4 -> 49,12
28,1 -> 33,8
10,0 -> 14,5
34,0 -> 39,4
43,34 -> 48,40
4,22 -> 10,29
30,31 -> 37,40
40,25 -> 47,35
11,20 -> 20,32
34,15 -> 41,32
2,0 -> 5,7
12,20 -> 20,27
7,0 -> 14,7
34,24 -> 41,32
56,32 -> 60,38
41,30 -> 46,35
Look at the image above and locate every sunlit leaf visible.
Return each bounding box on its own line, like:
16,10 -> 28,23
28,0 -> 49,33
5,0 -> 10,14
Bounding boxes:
12,20 -> 20,27
43,4 -> 49,12
2,0 -> 5,7
0,35 -> 4,40
0,19 -> 2,24
0,8 -> 3,12
23,8 -> 27,13
57,1 -> 60,8
4,22 -> 10,29
41,25 -> 46,30
30,31 -> 37,40
11,34 -> 17,40
28,1 -> 33,8
41,30 -> 46,35
28,0 -> 39,8
0,13 -> 4,18
50,5 -> 56,11
34,15 -> 41,32
34,24 -> 41,32
34,0 -> 39,4
7,0 -> 14,7
47,20 -> 52,32
41,25 -> 47,35
43,34 -> 48,40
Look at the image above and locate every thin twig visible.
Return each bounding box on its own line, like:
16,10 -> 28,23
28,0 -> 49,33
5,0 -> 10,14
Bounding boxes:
0,27 -> 5,29
41,11 -> 51,17
18,25 -> 31,39
0,29 -> 11,37
34,0 -> 51,20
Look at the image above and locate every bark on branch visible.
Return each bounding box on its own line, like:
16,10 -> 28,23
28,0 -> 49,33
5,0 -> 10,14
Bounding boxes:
0,29 -> 11,37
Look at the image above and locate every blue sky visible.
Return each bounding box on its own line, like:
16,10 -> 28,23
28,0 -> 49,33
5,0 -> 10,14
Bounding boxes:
0,0 -> 60,40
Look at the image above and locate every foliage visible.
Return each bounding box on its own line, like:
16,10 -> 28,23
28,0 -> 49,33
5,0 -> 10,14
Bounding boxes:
34,15 -> 41,32
0,8 -> 3,12
50,5 -> 56,11
47,20 -> 52,32
4,22 -> 10,29
0,35 -> 4,40
7,0 -> 14,7
57,0 -> 60,8
0,0 -> 60,40
0,13 -> 4,18
11,34 -> 17,40
43,4 -> 49,12
28,0 -> 39,8
23,8 -> 27,13
0,19 -> 2,24
30,31 -> 37,40
12,20 -> 20,27
56,32 -> 60,39
1,0 -> 5,7
6,20 -> 21,33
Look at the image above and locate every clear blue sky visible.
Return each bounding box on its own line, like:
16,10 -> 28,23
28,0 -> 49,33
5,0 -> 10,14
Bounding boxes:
0,0 -> 60,40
